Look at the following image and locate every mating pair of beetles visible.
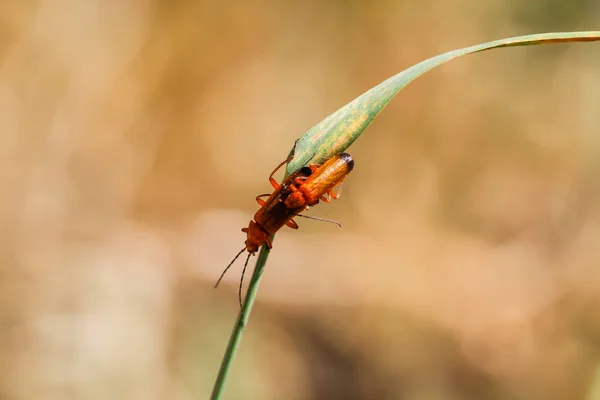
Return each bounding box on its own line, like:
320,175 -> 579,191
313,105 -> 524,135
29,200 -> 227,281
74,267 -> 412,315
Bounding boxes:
216,145 -> 355,308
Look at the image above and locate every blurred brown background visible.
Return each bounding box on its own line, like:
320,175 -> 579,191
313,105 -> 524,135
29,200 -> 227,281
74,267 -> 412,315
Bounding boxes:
1,1 -> 600,399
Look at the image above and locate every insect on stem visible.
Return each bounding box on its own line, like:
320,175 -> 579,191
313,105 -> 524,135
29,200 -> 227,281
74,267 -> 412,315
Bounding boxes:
215,151 -> 354,313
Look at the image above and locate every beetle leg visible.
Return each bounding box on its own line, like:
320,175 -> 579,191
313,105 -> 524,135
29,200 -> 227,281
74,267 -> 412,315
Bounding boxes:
285,219 -> 299,229
255,193 -> 270,206
329,182 -> 344,200
268,151 -> 296,189
293,176 -> 308,186
265,236 -> 273,249
319,182 -> 343,203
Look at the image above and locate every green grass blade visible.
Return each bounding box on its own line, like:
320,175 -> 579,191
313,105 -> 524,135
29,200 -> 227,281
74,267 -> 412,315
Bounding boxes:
211,242 -> 272,400
286,31 -> 600,174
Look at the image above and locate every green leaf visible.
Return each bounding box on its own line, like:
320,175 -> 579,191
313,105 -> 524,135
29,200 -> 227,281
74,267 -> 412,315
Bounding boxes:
286,31 -> 600,174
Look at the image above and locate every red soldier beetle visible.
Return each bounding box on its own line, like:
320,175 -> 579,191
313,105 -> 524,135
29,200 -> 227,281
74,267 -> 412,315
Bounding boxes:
215,150 -> 355,310
284,152 -> 354,209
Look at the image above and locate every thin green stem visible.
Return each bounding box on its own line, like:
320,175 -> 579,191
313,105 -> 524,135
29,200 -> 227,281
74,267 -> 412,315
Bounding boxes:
210,238 -> 273,400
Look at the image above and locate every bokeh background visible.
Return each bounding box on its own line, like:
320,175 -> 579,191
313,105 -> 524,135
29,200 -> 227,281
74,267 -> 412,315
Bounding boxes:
2,1 -> 600,399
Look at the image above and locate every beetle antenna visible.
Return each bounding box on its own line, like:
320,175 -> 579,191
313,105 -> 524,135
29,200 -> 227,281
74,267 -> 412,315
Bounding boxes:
296,214 -> 342,227
215,247 -> 247,288
238,252 -> 253,311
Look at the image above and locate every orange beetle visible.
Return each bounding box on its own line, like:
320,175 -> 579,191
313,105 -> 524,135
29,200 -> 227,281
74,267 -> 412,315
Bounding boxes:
215,160 -> 312,307
284,152 -> 354,208
216,151 -> 355,310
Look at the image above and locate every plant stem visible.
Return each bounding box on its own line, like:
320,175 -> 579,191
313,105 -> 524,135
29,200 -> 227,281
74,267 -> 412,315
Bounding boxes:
210,239 -> 273,400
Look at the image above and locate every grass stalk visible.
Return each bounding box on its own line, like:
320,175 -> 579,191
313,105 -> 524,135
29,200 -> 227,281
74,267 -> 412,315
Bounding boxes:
210,240 -> 273,400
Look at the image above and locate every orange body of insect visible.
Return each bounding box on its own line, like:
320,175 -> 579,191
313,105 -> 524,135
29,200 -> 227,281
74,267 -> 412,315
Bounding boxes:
284,152 -> 354,208
216,150 -> 355,309
243,166 -> 313,254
